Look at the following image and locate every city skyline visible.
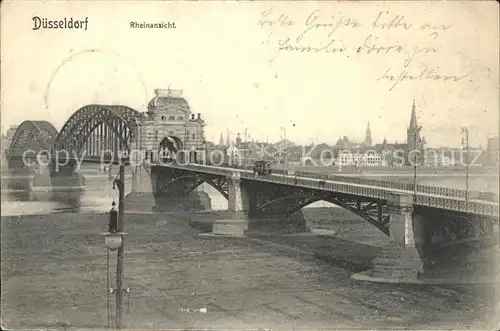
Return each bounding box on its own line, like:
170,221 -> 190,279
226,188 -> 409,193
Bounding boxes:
1,2 -> 498,148
2,97 -> 494,150
212,105 -> 491,150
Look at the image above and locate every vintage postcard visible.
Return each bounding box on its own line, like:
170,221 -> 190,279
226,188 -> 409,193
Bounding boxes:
1,1 -> 499,330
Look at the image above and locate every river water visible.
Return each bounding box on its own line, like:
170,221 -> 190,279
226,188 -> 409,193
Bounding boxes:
1,172 -> 498,217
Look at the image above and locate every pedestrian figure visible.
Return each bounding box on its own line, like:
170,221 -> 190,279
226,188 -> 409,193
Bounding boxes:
108,202 -> 118,233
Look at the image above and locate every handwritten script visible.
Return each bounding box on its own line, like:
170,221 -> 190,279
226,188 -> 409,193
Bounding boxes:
257,8 -> 466,90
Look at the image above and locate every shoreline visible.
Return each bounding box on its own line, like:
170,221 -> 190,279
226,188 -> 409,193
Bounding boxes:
0,203 -> 346,217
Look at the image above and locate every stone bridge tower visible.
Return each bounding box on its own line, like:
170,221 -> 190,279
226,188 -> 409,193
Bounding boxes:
140,88 -> 206,160
128,88 -> 210,210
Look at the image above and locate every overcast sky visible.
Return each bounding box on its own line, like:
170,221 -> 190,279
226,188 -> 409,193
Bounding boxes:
1,1 -> 498,147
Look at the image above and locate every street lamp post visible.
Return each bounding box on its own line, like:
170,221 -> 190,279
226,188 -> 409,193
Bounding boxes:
413,126 -> 423,201
461,127 -> 469,210
284,127 -> 287,175
281,126 -> 287,179
244,128 -> 248,172
101,152 -> 128,330
114,157 -> 126,329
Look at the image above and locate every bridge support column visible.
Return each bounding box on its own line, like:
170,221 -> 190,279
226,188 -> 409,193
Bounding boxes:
370,193 -> 425,281
212,172 -> 249,236
126,164 -> 213,213
124,127 -> 158,212
130,164 -> 154,194
227,172 -> 248,220
193,184 -> 212,211
125,162 -> 157,212
28,163 -> 86,207
32,163 -> 86,190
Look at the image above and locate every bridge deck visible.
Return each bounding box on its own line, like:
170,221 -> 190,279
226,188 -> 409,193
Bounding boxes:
158,163 -> 499,217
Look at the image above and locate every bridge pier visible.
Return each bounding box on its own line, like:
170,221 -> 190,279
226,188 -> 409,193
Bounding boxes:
368,193 -> 498,282
125,164 -> 212,213
212,172 -> 249,236
2,173 -> 34,192
1,174 -> 34,201
30,162 -> 85,189
124,162 -> 156,212
370,193 -> 425,281
32,163 -> 86,207
2,162 -> 86,208
4,160 -> 85,194
212,172 -> 308,236
227,172 -> 249,221
6,159 -> 37,179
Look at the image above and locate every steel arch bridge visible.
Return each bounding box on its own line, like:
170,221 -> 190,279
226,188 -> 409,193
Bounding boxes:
6,105 -> 142,168
53,105 -> 142,159
156,169 -> 390,235
7,120 -> 59,158
152,165 -> 498,240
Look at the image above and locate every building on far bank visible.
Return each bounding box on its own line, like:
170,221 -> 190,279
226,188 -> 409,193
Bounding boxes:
337,150 -> 384,167
335,136 -> 360,149
422,146 -> 490,168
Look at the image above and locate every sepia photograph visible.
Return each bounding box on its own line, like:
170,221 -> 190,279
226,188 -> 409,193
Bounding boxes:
1,1 -> 499,330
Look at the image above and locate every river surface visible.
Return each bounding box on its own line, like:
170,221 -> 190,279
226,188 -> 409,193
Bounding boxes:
1,172 -> 498,217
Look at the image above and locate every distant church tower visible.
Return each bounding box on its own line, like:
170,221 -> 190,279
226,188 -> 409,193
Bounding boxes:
406,100 -> 422,165
219,132 -> 224,146
225,130 -> 230,146
236,132 -> 242,148
364,122 -> 372,147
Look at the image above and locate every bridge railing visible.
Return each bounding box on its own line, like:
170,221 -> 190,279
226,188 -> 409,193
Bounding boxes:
240,171 -> 390,200
294,171 -> 498,202
169,164 -> 498,202
415,195 -> 499,216
173,163 -> 232,177
247,170 -> 499,216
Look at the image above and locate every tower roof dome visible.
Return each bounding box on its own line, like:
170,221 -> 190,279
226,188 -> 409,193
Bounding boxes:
147,88 -> 190,112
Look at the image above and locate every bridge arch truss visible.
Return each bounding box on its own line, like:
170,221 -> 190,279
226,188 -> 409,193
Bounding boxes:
154,167 -> 390,235
53,104 -> 142,159
156,172 -> 228,199
247,183 -> 390,235
7,120 -> 59,158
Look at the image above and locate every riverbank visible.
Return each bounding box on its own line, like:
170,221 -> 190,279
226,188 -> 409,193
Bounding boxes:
1,211 -> 498,329
170,208 -> 500,282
